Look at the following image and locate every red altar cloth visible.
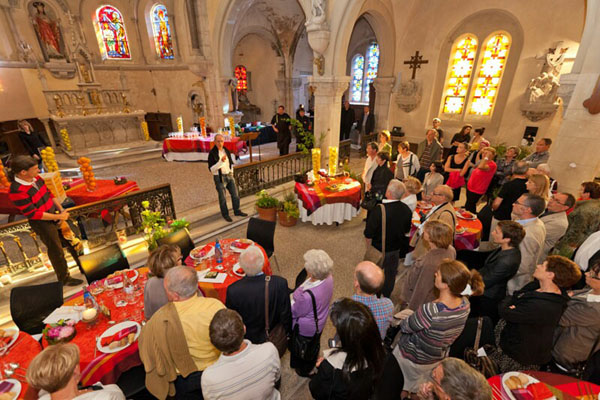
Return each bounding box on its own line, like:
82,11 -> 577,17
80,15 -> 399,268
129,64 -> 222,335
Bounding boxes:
295,177 -> 362,214
162,135 -> 244,162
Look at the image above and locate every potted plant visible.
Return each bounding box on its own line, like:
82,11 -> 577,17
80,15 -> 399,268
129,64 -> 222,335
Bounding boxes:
140,201 -> 190,250
278,193 -> 300,227
255,190 -> 278,221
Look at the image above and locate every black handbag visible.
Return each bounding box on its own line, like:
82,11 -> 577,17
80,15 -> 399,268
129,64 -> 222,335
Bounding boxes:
463,317 -> 498,378
361,191 -> 379,211
290,289 -> 321,363
265,276 -> 288,358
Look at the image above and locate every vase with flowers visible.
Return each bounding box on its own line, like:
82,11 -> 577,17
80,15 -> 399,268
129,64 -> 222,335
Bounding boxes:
140,201 -> 190,250
43,319 -> 76,345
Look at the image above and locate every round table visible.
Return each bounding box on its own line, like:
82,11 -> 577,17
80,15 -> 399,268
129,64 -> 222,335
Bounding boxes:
184,239 -> 272,303
0,332 -> 42,399
295,176 -> 362,226
413,206 -> 483,251
488,370 -> 600,399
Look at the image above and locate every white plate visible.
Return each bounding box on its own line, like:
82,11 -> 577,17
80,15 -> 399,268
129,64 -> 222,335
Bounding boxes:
1,328 -> 19,349
501,371 -> 556,400
190,245 -> 214,260
97,321 -> 141,354
104,270 -> 139,289
0,379 -> 21,400
232,263 -> 245,277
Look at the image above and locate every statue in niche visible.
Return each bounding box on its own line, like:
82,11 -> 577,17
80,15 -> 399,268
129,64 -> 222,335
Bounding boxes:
527,72 -> 560,104
227,79 -> 238,112
540,44 -> 568,78
191,94 -> 204,117
79,64 -> 92,83
30,2 -> 66,61
307,0 -> 326,28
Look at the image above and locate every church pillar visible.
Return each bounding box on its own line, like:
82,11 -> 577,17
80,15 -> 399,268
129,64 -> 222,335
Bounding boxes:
548,0 -> 600,194
40,118 -> 57,149
308,76 -> 350,152
372,76 -> 396,132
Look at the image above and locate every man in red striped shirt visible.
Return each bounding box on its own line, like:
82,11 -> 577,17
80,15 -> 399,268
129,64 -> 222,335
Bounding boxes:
8,156 -> 83,286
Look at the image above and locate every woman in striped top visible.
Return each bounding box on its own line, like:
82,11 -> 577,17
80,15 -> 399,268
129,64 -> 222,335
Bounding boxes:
392,259 -> 483,394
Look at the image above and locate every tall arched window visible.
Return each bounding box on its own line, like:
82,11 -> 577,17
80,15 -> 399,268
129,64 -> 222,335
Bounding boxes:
350,55 -> 364,103
442,35 -> 478,114
440,32 -> 511,118
469,33 -> 511,116
234,65 -> 248,93
94,5 -> 131,60
362,43 -> 379,103
151,4 -> 174,59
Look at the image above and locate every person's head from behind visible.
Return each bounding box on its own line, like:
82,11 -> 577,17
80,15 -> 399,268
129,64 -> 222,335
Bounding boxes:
353,261 -> 384,295
214,133 -> 225,150
303,249 -> 333,281
512,160 -> 529,176
536,163 -> 551,177
238,246 -> 265,277
329,298 -> 384,379
164,266 -> 198,301
580,181 -> 600,200
506,145 -> 521,159
536,138 -> 552,153
435,259 -> 484,298
376,151 -> 389,167
10,155 -> 39,182
534,255 -> 581,289
366,142 -> 378,157
431,184 -> 453,205
492,220 -> 525,248
385,179 -> 406,201
424,357 -> 492,400
474,127 -> 485,137
526,174 -> 549,198
403,177 -> 422,196
547,192 -> 576,213
423,220 -> 453,250
209,309 -> 245,355
512,193 -> 546,219
430,161 -> 443,174
26,344 -> 80,394
148,244 -> 182,279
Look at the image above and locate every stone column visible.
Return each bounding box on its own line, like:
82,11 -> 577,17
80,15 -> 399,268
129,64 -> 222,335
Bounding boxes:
40,118 -> 57,149
372,76 -> 396,132
308,76 -> 350,153
548,0 -> 600,194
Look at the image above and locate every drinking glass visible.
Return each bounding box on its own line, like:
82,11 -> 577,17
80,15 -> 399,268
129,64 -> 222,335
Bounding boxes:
113,292 -> 127,308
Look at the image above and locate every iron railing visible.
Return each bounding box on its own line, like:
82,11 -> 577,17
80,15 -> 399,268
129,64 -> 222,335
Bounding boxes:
0,184 -> 174,277
234,152 -> 311,197
339,139 -> 352,162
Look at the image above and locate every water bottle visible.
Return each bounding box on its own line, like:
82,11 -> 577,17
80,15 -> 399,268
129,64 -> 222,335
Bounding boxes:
123,273 -> 135,304
215,239 -> 223,264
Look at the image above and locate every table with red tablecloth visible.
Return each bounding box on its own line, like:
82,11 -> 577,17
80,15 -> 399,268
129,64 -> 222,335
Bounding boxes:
295,177 -> 362,225
162,135 -> 245,162
184,239 -> 272,303
0,332 -> 42,399
488,371 -> 600,399
412,206 -> 483,251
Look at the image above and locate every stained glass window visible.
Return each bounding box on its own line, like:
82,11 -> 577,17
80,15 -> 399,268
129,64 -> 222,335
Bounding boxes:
442,35 -> 478,114
362,43 -> 379,103
350,55 -> 364,103
151,4 -> 174,59
94,5 -> 131,60
469,33 -> 510,116
234,65 -> 248,93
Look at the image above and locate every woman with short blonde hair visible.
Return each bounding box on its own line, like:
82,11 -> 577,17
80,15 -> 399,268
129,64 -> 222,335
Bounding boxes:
527,173 -> 550,202
401,177 -> 422,212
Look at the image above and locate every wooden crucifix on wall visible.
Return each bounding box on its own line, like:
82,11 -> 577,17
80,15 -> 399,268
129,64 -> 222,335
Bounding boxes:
404,51 -> 429,80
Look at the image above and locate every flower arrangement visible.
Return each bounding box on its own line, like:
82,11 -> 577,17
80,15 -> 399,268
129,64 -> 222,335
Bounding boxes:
279,193 -> 299,219
255,190 -> 279,209
140,200 -> 190,250
43,319 -> 76,345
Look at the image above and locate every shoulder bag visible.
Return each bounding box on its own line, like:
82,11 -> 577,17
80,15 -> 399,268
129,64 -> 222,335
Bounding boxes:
463,317 -> 498,378
265,276 -> 288,358
290,289 -> 321,363
364,203 -> 386,267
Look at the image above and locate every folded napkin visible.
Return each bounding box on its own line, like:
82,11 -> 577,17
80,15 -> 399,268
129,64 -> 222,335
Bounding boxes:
510,388 -> 534,400
101,325 -> 137,347
232,241 -> 251,250
0,381 -> 14,393
43,306 -> 82,324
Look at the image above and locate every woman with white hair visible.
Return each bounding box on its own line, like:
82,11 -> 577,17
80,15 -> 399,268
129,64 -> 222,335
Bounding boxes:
290,249 -> 334,377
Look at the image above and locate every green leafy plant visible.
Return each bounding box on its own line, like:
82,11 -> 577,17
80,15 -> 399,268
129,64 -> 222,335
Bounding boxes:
255,190 -> 279,209
278,192 -> 300,218
290,119 -> 314,154
140,200 -> 189,250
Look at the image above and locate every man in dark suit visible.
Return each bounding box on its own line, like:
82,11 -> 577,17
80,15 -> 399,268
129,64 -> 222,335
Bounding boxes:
207,134 -> 248,222
271,105 -> 291,156
360,106 -> 375,136
226,246 -> 292,344
340,101 -> 355,140
364,179 -> 412,297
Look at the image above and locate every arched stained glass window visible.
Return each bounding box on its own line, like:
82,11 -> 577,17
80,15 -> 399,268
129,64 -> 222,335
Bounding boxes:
469,33 -> 511,116
362,43 -> 379,103
234,65 -> 248,93
442,35 -> 478,114
350,55 -> 364,103
94,5 -> 131,60
151,4 -> 174,59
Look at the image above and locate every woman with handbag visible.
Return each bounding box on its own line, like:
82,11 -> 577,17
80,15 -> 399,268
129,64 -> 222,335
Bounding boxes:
309,298 -> 385,400
444,142 -> 469,202
394,141 -> 420,180
290,249 -> 334,377
392,260 -> 483,396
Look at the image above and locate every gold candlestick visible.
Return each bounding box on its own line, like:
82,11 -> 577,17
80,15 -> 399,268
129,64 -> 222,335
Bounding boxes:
78,95 -> 88,116
121,93 -> 131,113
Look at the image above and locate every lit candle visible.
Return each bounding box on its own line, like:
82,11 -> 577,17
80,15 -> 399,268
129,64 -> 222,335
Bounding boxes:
82,308 -> 97,321
311,148 -> 321,177
176,116 -> 183,133
328,146 -> 338,176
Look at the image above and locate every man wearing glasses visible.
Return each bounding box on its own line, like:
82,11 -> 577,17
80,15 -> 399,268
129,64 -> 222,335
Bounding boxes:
539,192 -> 576,262
507,193 -> 547,295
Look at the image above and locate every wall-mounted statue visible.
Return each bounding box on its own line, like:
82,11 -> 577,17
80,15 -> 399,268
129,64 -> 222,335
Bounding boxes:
30,2 -> 67,61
